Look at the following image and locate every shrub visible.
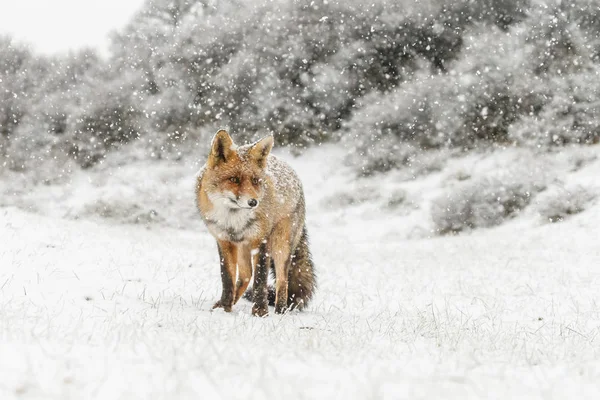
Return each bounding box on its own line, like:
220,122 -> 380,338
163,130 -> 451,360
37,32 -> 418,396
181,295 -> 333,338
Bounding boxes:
65,73 -> 143,169
0,37 -> 32,158
345,24 -> 543,173
535,185 -> 596,223
509,69 -> 600,146
320,185 -> 380,209
431,164 -> 548,234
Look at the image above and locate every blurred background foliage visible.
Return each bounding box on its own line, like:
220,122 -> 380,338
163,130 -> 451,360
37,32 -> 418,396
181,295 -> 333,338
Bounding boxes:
1,0 -> 599,175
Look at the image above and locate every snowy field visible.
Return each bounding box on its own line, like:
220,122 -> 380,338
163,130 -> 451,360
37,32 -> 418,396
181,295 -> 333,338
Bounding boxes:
3,0 -> 600,397
2,145 -> 600,399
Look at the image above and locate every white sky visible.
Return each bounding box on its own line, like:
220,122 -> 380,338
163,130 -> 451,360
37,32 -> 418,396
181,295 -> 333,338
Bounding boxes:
0,0 -> 146,54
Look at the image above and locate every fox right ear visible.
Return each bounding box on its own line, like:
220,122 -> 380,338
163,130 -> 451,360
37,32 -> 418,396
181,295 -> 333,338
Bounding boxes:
248,135 -> 274,168
208,130 -> 234,167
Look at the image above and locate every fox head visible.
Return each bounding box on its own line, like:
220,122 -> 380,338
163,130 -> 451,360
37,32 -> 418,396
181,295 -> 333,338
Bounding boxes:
204,129 -> 274,210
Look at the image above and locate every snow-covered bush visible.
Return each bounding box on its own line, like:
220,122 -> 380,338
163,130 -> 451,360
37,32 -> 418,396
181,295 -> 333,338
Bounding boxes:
432,178 -> 529,234
320,188 -> 379,209
435,26 -> 542,147
525,2 -> 598,76
109,0 -> 472,148
345,25 -> 541,173
5,114 -> 59,172
0,37 -> 32,161
344,1 -> 600,174
507,2 -> 600,147
384,188 -> 413,210
431,161 -> 548,234
448,0 -> 529,30
76,199 -> 165,225
3,0 -> 600,178
62,69 -> 145,168
535,185 -> 596,223
509,69 -> 600,146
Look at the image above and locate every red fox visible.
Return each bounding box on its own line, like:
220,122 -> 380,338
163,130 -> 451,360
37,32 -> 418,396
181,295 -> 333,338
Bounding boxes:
195,130 -> 316,316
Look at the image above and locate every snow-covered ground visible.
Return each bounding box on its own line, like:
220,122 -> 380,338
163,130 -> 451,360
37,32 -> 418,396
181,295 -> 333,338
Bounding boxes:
2,145 -> 600,399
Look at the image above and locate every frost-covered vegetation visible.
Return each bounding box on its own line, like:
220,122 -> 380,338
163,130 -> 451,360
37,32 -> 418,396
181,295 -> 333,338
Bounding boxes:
1,0 -> 600,235
535,184 -> 597,223
431,155 -> 550,234
1,0 -> 600,176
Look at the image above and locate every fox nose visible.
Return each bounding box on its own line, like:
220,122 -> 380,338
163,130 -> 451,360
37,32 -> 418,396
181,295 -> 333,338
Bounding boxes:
248,199 -> 258,208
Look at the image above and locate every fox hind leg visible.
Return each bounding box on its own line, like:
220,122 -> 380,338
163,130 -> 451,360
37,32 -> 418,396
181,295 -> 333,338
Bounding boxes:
270,220 -> 295,314
273,257 -> 291,314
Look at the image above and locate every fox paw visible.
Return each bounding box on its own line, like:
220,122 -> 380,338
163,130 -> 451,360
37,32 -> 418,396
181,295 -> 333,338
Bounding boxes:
252,304 -> 269,317
212,300 -> 232,313
275,304 -> 289,314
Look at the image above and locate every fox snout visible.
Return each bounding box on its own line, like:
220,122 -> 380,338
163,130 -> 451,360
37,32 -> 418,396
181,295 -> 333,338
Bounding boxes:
227,193 -> 260,209
237,197 -> 258,209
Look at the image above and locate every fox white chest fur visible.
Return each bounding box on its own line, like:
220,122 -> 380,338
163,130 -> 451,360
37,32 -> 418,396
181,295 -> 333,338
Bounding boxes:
202,190 -> 261,243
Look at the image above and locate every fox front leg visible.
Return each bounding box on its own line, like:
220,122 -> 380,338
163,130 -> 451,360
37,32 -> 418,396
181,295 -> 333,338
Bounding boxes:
252,242 -> 270,317
213,240 -> 237,312
233,244 -> 253,304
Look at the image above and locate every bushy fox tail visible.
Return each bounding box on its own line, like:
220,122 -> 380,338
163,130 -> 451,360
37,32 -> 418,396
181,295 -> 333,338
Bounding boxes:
244,226 -> 316,311
286,226 -> 316,310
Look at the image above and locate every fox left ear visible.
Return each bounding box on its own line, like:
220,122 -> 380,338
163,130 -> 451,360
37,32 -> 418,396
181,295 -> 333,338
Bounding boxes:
249,135 -> 274,168
208,129 -> 235,168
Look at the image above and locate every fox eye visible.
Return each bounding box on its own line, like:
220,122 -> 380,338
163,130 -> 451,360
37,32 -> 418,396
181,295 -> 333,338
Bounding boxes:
251,177 -> 260,185
229,176 -> 240,184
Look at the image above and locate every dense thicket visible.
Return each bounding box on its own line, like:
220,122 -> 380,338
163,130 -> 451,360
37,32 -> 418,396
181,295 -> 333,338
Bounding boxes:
1,0 -> 599,173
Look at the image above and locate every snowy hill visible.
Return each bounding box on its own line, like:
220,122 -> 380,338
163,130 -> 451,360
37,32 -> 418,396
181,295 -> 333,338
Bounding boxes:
2,144 -> 600,399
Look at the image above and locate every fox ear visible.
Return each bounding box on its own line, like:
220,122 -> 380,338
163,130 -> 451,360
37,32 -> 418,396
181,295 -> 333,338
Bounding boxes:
208,130 -> 234,167
249,135 -> 274,168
